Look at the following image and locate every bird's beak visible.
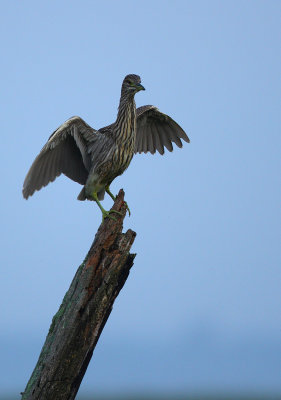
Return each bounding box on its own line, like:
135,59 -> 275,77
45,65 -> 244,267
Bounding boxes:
136,83 -> 145,91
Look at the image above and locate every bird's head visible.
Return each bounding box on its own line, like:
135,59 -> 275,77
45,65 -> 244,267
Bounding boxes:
122,74 -> 145,95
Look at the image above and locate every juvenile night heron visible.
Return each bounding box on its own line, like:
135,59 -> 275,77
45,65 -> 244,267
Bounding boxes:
22,74 -> 190,220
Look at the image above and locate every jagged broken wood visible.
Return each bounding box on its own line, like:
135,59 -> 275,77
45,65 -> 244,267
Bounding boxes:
21,190 -> 136,400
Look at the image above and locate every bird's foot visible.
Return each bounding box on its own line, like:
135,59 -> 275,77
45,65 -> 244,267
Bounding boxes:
124,201 -> 131,217
102,209 -> 122,222
105,186 -> 131,216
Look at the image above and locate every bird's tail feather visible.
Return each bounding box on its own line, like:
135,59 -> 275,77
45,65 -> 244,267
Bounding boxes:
77,187 -> 87,201
98,189 -> 105,201
77,187 -> 105,201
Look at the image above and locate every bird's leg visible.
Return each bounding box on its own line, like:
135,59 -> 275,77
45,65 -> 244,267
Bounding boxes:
105,185 -> 116,201
105,185 -> 131,217
93,192 -> 122,222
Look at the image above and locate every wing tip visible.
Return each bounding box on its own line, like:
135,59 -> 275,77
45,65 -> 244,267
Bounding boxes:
22,188 -> 31,200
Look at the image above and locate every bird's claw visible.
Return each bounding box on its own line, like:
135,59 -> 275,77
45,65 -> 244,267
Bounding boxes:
124,201 -> 131,217
102,209 -> 122,222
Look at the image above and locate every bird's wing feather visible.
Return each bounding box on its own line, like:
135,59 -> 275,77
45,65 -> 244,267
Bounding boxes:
135,105 -> 190,155
22,116 -> 97,199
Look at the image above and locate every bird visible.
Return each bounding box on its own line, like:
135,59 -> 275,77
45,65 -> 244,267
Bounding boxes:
22,74 -> 190,220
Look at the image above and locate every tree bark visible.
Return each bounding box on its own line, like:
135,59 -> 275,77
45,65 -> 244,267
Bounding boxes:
21,189 -> 136,400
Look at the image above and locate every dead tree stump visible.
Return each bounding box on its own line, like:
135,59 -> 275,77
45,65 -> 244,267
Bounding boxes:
21,189 -> 136,400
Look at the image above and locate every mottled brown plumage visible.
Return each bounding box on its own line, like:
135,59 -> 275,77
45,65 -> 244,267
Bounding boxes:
22,74 -> 190,219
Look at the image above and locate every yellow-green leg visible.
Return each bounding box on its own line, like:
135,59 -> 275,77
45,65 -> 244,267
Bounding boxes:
105,185 -> 131,216
93,192 -> 121,222
105,185 -> 117,202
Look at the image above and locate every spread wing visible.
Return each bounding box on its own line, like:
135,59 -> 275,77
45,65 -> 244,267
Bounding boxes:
135,105 -> 190,155
22,116 -> 97,199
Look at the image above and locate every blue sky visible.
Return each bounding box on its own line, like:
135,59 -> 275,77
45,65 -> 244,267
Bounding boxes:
0,0 -> 280,396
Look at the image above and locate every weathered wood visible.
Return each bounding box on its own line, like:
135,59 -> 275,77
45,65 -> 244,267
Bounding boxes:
21,190 -> 136,400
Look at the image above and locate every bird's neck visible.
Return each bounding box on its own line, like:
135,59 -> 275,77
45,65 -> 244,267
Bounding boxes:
115,95 -> 136,144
